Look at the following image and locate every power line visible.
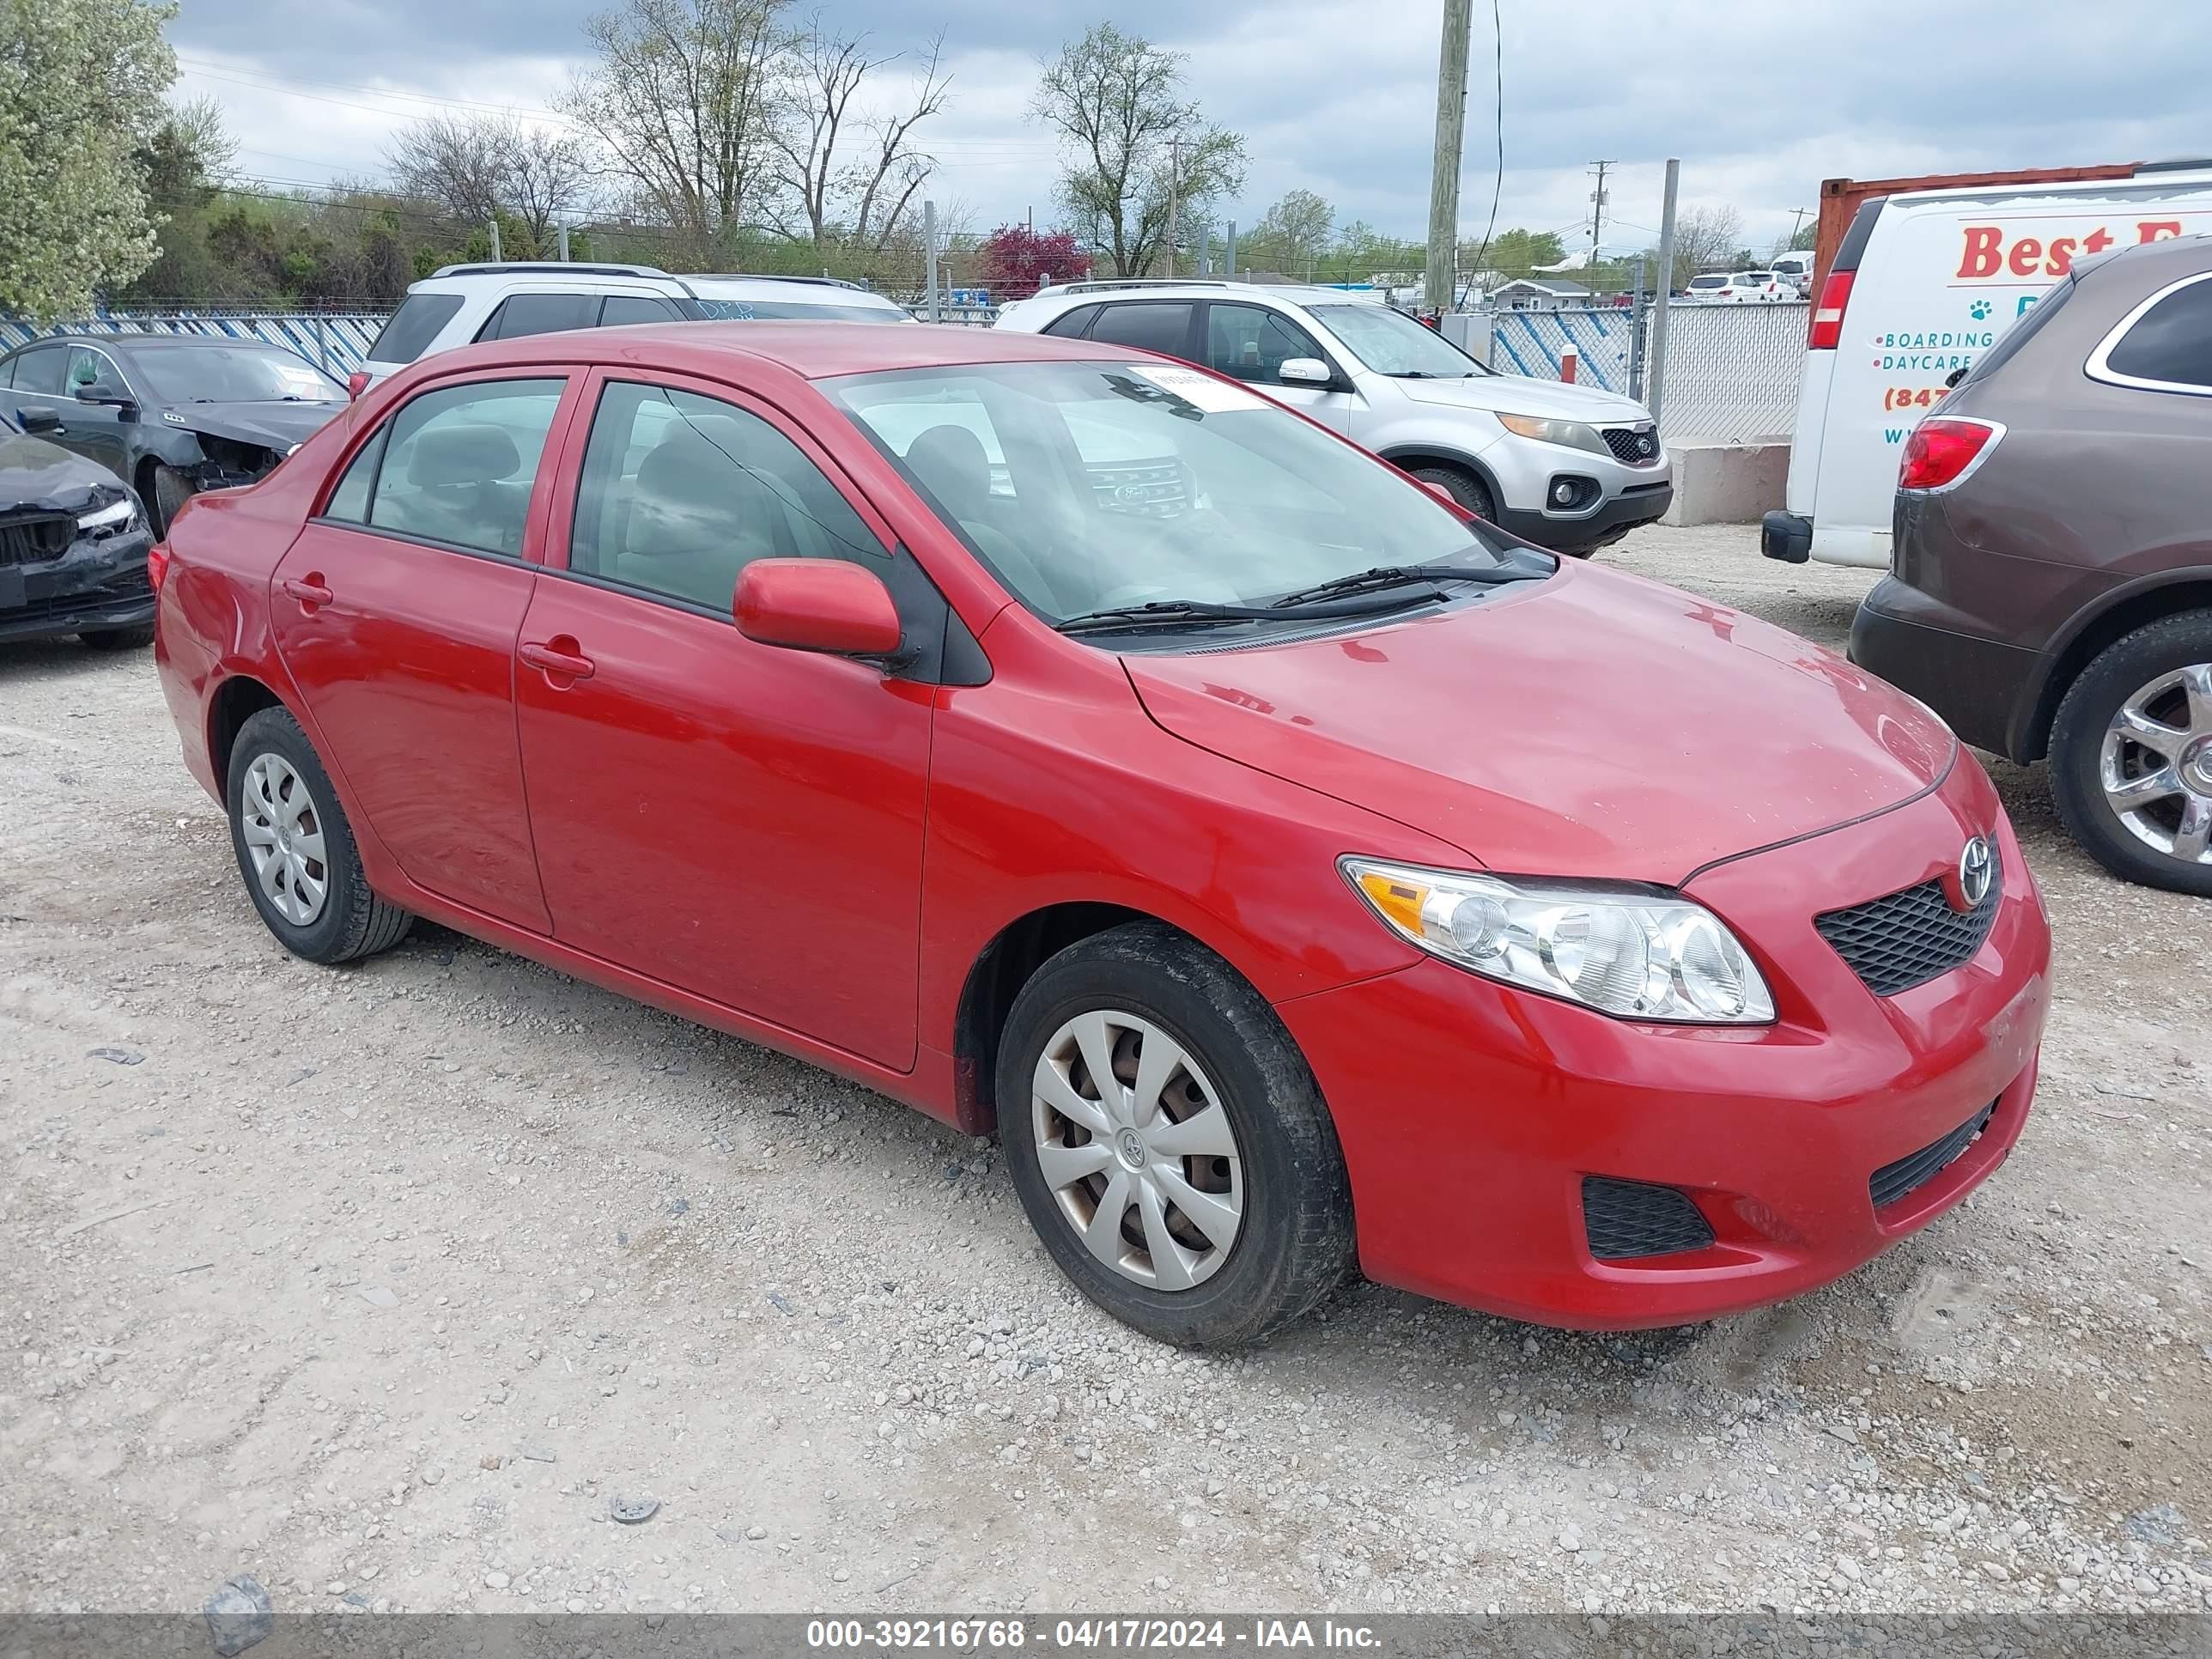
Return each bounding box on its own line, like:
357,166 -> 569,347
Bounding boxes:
1468,0 -> 1504,275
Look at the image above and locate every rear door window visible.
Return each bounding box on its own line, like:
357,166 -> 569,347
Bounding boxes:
477,293 -> 605,343
1086,303 -> 1194,356
368,294 -> 465,365
2097,274 -> 2212,391
367,378 -> 567,556
599,295 -> 684,326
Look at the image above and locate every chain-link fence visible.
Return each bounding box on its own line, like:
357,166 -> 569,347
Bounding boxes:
0,308 -> 391,376
1470,300 -> 1808,443
1648,301 -> 1808,441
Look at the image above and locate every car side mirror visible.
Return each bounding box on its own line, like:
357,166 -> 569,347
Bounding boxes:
76,380 -> 136,416
735,557 -> 903,659
16,405 -> 61,434
1278,357 -> 1332,387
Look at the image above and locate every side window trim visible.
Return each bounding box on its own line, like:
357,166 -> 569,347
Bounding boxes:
2086,269 -> 2212,396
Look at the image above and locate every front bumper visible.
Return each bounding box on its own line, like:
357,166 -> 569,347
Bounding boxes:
0,526 -> 156,643
1276,763 -> 2051,1329
1492,481 -> 1673,551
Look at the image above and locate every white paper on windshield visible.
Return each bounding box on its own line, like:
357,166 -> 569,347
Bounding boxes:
1123,363 -> 1267,413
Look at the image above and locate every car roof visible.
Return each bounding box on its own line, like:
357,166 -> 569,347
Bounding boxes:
5,332 -> 295,353
1028,281 -> 1376,307
409,319 -> 1170,382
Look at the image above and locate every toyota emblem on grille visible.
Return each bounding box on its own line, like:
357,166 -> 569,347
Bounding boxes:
1956,837 -> 1993,911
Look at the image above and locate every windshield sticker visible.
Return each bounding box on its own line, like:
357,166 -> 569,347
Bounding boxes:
1124,363 -> 1267,413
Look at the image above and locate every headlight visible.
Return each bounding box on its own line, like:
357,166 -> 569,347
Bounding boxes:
1496,413 -> 1609,455
76,497 -> 137,532
1341,859 -> 1776,1024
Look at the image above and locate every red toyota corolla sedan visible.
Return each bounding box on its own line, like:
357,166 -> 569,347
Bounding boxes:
152,322 -> 2051,1346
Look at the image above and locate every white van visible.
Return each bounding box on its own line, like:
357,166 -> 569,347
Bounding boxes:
1769,252 -> 1813,295
1763,162 -> 2212,568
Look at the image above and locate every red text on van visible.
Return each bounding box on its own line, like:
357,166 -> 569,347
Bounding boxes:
1957,220 -> 2185,280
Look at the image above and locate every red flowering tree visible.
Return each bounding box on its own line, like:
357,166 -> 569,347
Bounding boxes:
975,224 -> 1091,297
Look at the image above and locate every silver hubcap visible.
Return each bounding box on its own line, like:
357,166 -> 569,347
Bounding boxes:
2101,663 -> 2212,865
1030,1009 -> 1243,1291
240,752 -> 330,926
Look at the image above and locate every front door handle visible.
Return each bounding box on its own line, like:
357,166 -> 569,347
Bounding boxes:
283,574 -> 333,609
520,638 -> 595,681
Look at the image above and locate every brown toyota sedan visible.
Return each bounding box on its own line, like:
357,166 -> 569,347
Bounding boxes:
1853,234 -> 2212,896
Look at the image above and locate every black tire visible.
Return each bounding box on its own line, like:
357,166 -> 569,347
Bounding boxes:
150,465 -> 196,539
2048,610 -> 2212,897
226,706 -> 413,962
996,922 -> 1355,1347
78,624 -> 155,650
1410,464 -> 1497,523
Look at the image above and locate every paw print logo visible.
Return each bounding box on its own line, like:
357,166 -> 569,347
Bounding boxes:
1969,299 -> 1993,320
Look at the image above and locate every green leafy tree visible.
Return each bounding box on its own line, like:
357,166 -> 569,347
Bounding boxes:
1246,189 -> 1334,280
0,0 -> 177,319
1033,23 -> 1244,277
1464,227 -> 1565,281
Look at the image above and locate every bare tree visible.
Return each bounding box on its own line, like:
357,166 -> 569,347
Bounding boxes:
1663,204 -> 1744,287
505,125 -> 596,245
768,18 -> 948,252
560,0 -> 788,241
386,114 -> 514,227
1033,24 -> 1243,277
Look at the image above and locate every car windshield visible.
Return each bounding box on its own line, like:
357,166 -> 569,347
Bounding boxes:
1303,302 -> 1492,378
692,298 -> 908,323
130,345 -> 343,404
824,360 -> 1516,635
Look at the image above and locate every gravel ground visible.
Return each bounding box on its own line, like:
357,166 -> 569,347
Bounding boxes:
3,522 -> 2209,1619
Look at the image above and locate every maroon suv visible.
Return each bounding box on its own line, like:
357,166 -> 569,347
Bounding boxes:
1854,234 -> 2212,896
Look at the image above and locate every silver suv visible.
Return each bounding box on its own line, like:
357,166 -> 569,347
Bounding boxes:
356,264 -> 913,392
994,280 -> 1671,555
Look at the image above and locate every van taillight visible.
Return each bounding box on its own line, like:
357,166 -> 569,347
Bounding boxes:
147,543 -> 171,592
1899,417 -> 2002,491
346,370 -> 370,401
1808,270 -> 1855,349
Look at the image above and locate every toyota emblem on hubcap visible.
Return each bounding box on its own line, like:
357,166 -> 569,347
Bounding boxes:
1115,1128 -> 1147,1170
1956,837 -> 1993,910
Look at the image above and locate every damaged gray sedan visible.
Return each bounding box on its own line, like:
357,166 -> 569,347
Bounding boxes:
0,410 -> 156,651
0,333 -> 342,536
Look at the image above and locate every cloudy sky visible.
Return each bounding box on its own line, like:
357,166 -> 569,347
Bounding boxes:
171,0 -> 2211,258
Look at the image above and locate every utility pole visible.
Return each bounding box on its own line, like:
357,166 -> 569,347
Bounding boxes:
1648,159 -> 1680,428
1225,220 -> 1237,281
924,199 -> 939,321
1588,160 -> 1614,272
1788,205 -> 1810,245
1165,137 -> 1182,278
557,223 -> 569,262
489,219 -> 501,262
1424,0 -> 1472,316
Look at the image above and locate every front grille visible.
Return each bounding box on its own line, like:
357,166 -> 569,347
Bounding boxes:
1582,1177 -> 1716,1260
0,514 -> 76,568
1814,867 -> 2002,996
1870,1103 -> 1996,1210
1089,460 -> 1187,517
1599,424 -> 1663,466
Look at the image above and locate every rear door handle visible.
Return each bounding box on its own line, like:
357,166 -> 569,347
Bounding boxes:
282,575 -> 333,608
520,639 -> 595,681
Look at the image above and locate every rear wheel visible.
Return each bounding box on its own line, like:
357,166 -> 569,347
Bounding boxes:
997,923 -> 1354,1347
2049,611 -> 2212,896
226,707 -> 413,962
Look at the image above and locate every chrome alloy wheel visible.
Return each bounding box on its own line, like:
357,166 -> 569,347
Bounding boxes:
2101,663 -> 2212,865
1030,1009 -> 1244,1291
239,751 -> 330,925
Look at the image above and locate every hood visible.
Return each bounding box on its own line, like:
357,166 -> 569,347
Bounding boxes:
0,434 -> 127,513
1398,373 -> 1650,424
1123,564 -> 1955,885
165,401 -> 343,453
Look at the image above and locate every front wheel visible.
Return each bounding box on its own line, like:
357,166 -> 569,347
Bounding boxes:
997,923 -> 1355,1347
1409,465 -> 1496,524
2048,611 -> 2212,896
226,706 -> 413,961
150,465 -> 197,539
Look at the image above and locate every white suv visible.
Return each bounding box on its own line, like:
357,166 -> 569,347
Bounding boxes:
354,264 -> 913,392
993,281 -> 1670,555
1681,270 -> 1790,304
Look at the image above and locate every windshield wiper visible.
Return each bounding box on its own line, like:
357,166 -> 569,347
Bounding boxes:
1054,591 -> 1430,636
1267,560 -> 1541,610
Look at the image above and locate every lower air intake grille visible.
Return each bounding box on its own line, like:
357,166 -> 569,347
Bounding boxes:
1815,866 -> 2001,996
1869,1103 -> 1995,1211
1582,1177 -> 1716,1261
